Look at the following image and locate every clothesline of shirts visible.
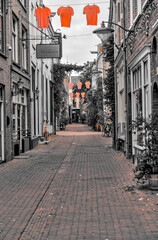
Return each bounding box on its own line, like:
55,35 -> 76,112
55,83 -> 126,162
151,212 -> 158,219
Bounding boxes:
34,4 -> 100,29
68,81 -> 91,90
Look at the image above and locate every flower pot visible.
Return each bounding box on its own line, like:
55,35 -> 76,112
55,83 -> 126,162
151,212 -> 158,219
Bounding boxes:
148,174 -> 158,190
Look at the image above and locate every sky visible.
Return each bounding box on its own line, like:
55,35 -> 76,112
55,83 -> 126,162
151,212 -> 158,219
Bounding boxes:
43,0 -> 110,65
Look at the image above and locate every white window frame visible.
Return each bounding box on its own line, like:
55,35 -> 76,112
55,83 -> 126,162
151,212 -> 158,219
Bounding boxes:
130,0 -> 142,26
22,26 -> 27,69
12,15 -> 18,63
129,46 -> 151,152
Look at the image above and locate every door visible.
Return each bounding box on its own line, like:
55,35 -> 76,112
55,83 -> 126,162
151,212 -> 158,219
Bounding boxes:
17,104 -> 21,150
0,88 -> 5,161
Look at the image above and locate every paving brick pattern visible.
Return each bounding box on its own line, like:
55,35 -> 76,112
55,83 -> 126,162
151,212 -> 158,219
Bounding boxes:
0,124 -> 158,240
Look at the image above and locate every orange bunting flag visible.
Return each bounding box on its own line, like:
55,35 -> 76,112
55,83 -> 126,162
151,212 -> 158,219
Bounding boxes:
83,5 -> 100,26
57,6 -> 74,27
75,92 -> 80,98
68,82 -> 74,90
34,7 -> 52,28
77,82 -> 82,90
85,81 -> 91,89
81,92 -> 85,98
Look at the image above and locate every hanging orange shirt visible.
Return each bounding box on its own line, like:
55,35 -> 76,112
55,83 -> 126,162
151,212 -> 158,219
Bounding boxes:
57,6 -> 74,27
34,7 -> 52,28
81,92 -> 85,98
68,82 -> 74,90
77,82 -> 82,90
76,92 -> 80,98
83,5 -> 100,25
85,81 -> 91,89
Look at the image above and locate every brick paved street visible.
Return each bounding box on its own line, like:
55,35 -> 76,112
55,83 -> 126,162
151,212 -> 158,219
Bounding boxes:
0,124 -> 158,240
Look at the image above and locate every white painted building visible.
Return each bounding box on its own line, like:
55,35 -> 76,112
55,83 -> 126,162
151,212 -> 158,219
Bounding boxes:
29,0 -> 56,147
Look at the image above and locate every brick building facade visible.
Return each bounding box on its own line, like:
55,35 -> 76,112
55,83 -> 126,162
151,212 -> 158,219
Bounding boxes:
11,0 -> 31,156
0,1 -> 13,162
113,0 -> 158,161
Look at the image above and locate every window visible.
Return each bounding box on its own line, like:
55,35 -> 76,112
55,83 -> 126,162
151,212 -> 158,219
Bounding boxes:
130,0 -> 142,25
37,69 -> 39,88
144,61 -> 148,85
22,26 -> 27,69
0,86 -> 3,101
46,79 -> 48,120
119,67 -> 124,92
31,67 -> 35,91
117,2 -> 120,22
0,0 -> 5,53
133,66 -> 142,119
133,66 -> 141,91
144,86 -> 149,118
12,15 -> 18,63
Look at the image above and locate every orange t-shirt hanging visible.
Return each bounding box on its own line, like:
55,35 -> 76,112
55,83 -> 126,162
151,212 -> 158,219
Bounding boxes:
68,82 -> 74,90
76,92 -> 80,98
85,81 -> 91,89
77,82 -> 82,90
57,6 -> 74,27
81,92 -> 85,98
34,7 -> 52,28
83,4 -> 100,25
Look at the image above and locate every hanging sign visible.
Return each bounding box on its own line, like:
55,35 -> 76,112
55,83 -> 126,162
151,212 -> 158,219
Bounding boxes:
36,44 -> 61,59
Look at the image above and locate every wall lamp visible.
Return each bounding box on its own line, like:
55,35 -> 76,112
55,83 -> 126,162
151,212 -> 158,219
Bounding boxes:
93,21 -> 134,42
30,87 -> 39,102
92,67 -> 107,75
12,78 -> 24,96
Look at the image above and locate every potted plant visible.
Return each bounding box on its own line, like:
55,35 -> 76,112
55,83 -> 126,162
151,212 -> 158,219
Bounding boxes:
133,113 -> 158,190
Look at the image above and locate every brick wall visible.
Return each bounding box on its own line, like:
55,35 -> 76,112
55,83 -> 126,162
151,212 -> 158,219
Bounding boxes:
0,1 -> 12,162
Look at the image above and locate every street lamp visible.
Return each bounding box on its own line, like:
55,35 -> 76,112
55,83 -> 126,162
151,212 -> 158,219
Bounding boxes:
12,78 -> 24,96
93,6 -> 134,158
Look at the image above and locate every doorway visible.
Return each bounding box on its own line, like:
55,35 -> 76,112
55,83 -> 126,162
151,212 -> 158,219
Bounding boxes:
0,86 -> 4,162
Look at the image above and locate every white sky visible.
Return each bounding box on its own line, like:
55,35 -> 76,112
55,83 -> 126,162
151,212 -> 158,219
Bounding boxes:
43,0 -> 110,65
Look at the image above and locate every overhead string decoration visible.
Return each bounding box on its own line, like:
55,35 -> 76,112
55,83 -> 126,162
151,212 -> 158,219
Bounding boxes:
57,6 -> 74,27
83,4 -> 100,25
34,5 -> 52,29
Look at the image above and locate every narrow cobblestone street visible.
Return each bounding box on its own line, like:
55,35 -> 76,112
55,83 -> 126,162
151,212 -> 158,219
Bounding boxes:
0,124 -> 158,240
